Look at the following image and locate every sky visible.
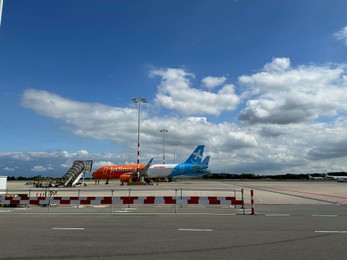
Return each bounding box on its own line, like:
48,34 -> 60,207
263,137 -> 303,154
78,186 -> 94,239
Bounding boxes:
1,0 -> 347,177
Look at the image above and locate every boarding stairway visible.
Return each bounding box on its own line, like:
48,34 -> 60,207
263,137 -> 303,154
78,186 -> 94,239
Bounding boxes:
61,160 -> 93,187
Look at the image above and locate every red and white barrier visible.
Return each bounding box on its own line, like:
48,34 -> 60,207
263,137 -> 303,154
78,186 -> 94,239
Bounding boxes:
0,195 -> 244,206
250,190 -> 255,214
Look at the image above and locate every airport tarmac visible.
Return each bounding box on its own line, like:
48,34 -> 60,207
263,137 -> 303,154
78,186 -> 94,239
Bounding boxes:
2,212 -> 347,259
2,180 -> 347,259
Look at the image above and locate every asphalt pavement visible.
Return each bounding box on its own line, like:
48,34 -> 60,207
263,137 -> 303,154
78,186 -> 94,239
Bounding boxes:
2,180 -> 347,259
1,213 -> 347,259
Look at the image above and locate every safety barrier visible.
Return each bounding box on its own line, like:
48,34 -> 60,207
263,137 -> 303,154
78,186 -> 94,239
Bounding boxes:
251,189 -> 255,214
0,187 -> 245,214
0,195 -> 243,206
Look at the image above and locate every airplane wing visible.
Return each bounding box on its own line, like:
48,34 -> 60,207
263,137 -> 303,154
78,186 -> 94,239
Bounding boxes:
120,158 -> 154,179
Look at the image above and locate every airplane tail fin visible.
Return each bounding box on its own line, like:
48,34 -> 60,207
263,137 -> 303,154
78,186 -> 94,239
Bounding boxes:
197,156 -> 210,170
184,145 -> 204,164
201,156 -> 210,166
145,158 -> 153,170
191,156 -> 210,174
139,158 -> 153,176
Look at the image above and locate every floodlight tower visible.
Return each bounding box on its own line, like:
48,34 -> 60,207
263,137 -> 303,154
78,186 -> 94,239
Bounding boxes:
172,144 -> 177,164
160,129 -> 168,164
132,96 -> 147,181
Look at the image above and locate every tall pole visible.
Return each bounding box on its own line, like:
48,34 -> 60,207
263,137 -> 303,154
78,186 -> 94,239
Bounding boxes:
132,97 -> 146,181
172,144 -> 177,164
160,129 -> 168,164
0,0 -> 3,27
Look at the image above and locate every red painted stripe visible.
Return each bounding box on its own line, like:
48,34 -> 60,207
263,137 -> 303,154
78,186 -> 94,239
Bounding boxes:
101,197 -> 112,204
187,197 -> 199,204
208,198 -> 221,205
120,196 -> 139,204
144,196 -> 155,204
163,196 -> 176,204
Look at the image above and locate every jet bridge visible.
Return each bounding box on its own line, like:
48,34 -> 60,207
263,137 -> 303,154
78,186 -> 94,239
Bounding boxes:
62,160 -> 93,187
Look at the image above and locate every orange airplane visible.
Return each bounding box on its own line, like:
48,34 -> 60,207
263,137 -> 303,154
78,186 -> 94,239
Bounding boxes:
92,159 -> 153,184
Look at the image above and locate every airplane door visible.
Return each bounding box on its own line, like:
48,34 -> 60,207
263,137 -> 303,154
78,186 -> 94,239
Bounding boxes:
180,165 -> 185,172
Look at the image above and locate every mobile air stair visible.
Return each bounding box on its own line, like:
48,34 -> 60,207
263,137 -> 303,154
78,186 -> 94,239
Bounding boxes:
61,160 -> 93,187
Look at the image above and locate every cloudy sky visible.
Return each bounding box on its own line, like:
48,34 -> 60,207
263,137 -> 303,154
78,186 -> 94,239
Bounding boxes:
1,0 -> 347,177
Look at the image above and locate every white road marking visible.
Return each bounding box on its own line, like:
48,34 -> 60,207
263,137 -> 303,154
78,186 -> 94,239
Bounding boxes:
178,229 -> 212,232
312,215 -> 338,217
265,214 -> 290,217
52,228 -> 85,230
113,207 -> 138,212
315,231 -> 347,234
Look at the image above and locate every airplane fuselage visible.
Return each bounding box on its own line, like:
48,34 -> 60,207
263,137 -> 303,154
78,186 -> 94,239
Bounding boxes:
147,163 -> 209,179
147,164 -> 177,178
92,164 -> 146,179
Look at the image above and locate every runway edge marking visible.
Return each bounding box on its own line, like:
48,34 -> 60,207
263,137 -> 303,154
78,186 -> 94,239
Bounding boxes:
178,229 -> 213,232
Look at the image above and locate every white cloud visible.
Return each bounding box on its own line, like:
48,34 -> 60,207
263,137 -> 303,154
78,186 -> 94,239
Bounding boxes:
334,26 -> 347,45
14,60 -> 347,175
238,58 -> 347,124
60,163 -> 71,168
2,119 -> 347,175
152,68 -> 239,116
201,76 -> 227,89
186,117 -> 208,124
3,167 -> 15,172
31,166 -> 52,172
22,89 -> 139,142
93,161 -> 116,168
77,150 -> 89,156
263,57 -> 291,72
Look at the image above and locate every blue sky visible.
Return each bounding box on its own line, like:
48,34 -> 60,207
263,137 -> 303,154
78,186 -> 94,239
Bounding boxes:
1,0 -> 347,177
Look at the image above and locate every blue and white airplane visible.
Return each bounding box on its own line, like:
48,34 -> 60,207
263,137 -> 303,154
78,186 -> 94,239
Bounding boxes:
146,145 -> 210,179
171,156 -> 210,178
